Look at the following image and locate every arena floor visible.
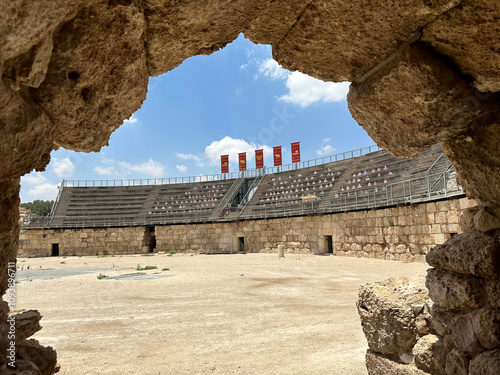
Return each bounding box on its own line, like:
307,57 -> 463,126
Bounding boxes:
15,253 -> 429,375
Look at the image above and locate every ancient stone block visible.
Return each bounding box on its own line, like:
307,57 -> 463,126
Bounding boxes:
469,349 -> 500,375
413,334 -> 446,375
426,268 -> 486,310
445,348 -> 471,375
348,42 -> 493,159
427,230 -> 500,280
422,0 -> 500,92
474,207 -> 500,233
17,338 -> 58,375
449,309 -> 500,356
365,350 -> 430,375
357,276 -> 427,355
275,0 -> 460,82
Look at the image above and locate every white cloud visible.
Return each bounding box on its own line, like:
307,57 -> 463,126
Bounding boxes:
94,166 -> 115,176
52,158 -> 75,178
123,114 -> 138,125
254,57 -> 350,107
316,144 -> 335,156
176,153 -> 204,167
27,183 -> 60,201
205,136 -> 272,165
280,72 -> 350,107
21,171 -> 48,185
257,58 -> 289,81
323,137 -> 331,143
118,159 -> 165,178
176,165 -> 187,173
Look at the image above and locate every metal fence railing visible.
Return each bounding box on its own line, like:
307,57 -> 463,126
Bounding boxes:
27,167 -> 463,230
62,145 -> 381,188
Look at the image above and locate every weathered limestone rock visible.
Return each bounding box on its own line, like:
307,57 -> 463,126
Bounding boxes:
365,350 -> 430,375
145,0 -> 248,76
274,0 -> 460,82
0,0 -> 89,62
469,349 -> 500,375
0,178 -> 20,296
3,36 -> 53,90
449,309 -> 500,356
426,268 -> 486,311
445,348 -> 471,375
357,276 -> 427,355
32,0 -> 149,152
486,280 -> 500,309
348,42 -> 497,159
14,310 -> 42,343
474,207 -> 500,233
0,310 -> 59,375
17,339 -> 58,375
413,334 -> 446,375
427,230 -> 500,280
0,80 -> 54,180
443,120 -> 500,209
422,0 -> 500,92
460,207 -> 481,232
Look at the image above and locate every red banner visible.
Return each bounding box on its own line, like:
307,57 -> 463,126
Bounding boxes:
239,152 -> 247,171
221,155 -> 229,174
255,149 -> 264,169
273,146 -> 282,166
291,142 -> 301,163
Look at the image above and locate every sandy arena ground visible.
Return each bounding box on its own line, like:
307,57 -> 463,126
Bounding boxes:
13,253 -> 429,375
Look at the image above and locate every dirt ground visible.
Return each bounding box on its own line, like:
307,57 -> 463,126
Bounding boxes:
13,253 -> 429,375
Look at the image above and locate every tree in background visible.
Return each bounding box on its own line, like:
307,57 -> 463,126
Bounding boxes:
21,200 -> 54,217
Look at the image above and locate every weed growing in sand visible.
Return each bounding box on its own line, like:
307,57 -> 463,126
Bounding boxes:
162,268 -> 170,271
136,265 -> 158,271
97,273 -> 108,280
169,251 -> 176,255
141,254 -> 154,257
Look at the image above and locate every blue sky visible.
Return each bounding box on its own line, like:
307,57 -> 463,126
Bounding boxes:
20,34 -> 374,202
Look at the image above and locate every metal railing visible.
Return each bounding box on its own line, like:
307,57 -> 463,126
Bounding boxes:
209,174 -> 248,219
48,182 -> 64,221
27,167 -> 464,230
237,169 -> 265,217
61,145 -> 381,188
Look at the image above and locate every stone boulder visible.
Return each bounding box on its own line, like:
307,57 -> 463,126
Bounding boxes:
357,276 -> 428,356
426,230 -> 500,280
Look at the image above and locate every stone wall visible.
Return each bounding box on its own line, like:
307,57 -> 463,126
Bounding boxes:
358,206 -> 500,374
18,227 -> 150,257
19,198 -> 476,260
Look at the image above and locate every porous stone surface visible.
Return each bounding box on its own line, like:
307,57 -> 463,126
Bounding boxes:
422,0 -> 500,92
474,207 -> 500,233
0,310 -> 58,375
449,309 -> 500,356
273,0 -> 460,82
0,178 -> 20,296
425,268 -> 486,311
469,349 -> 500,375
365,350 -> 430,375
348,42 -> 498,159
460,207 -> 481,232
427,230 -> 500,280
443,120 -> 500,209
32,0 -> 149,152
13,310 -> 42,343
412,334 -> 446,375
357,276 -> 427,355
17,339 -> 58,375
445,348 -> 471,375
1,1 -> 500,375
